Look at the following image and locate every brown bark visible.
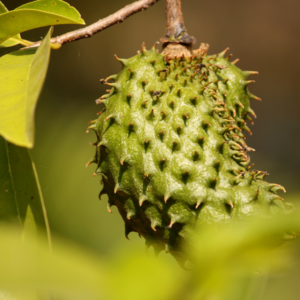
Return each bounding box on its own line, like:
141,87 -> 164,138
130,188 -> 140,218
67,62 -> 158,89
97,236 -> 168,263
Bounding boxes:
161,0 -> 196,57
164,0 -> 186,40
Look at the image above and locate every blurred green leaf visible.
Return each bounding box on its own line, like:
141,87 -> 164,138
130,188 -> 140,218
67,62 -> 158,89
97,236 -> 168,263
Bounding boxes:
0,2 -> 7,13
0,290 -> 37,300
0,37 -> 28,48
182,210 -> 300,300
0,0 -> 85,45
107,249 -> 179,300
0,27 -> 52,147
0,210 -> 299,300
0,227 -> 104,300
0,225 -> 181,300
0,2 -> 22,48
0,136 -> 51,241
0,2 -> 32,48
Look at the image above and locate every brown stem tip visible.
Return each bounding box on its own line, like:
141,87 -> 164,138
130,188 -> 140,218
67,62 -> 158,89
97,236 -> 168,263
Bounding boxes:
161,0 -> 196,58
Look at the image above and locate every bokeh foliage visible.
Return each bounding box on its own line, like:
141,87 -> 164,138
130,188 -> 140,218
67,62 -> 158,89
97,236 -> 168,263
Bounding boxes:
0,207 -> 300,300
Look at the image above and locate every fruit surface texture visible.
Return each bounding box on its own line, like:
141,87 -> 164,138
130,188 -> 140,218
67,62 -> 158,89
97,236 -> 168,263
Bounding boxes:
88,45 -> 293,255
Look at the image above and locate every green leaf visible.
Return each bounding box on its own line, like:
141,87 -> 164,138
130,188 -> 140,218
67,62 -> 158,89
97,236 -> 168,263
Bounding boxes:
107,249 -> 178,300
0,227 -> 104,299
185,211 -> 300,300
0,2 -> 8,14
0,2 -> 29,48
0,136 -> 51,242
0,37 -> 25,48
0,212 -> 299,300
0,214 -> 299,300
0,27 -> 52,147
0,0 -> 85,44
0,227 -> 179,300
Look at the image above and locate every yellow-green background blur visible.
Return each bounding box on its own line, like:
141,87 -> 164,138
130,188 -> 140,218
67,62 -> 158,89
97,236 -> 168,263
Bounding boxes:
2,0 -> 300,298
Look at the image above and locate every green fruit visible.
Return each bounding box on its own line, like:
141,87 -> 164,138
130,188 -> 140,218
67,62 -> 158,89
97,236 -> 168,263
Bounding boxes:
87,44 -> 294,256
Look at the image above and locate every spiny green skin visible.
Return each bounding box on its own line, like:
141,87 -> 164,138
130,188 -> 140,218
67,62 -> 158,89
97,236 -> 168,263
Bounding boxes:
88,46 -> 294,256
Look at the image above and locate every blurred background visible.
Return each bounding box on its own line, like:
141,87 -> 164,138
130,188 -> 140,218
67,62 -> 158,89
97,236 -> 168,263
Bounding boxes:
2,0 -> 300,298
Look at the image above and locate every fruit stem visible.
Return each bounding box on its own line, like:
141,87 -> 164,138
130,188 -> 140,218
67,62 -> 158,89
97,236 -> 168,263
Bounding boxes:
161,0 -> 196,57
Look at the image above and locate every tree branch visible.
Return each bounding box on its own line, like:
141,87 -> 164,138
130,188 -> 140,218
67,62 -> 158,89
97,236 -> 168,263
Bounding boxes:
25,0 -> 160,49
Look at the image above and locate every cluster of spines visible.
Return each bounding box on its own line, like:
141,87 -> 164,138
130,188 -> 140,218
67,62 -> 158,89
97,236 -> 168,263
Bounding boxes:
86,43 -> 294,252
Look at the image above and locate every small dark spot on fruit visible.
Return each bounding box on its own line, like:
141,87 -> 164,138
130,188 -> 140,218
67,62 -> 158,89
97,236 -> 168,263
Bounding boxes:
159,158 -> 165,171
31,196 -> 34,200
193,151 -> 200,161
182,171 -> 189,184
172,140 -> 180,152
223,202 -> 231,213
177,126 -> 182,135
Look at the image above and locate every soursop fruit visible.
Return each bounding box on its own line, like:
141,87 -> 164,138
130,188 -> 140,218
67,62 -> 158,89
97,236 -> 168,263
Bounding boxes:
87,44 -> 294,256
